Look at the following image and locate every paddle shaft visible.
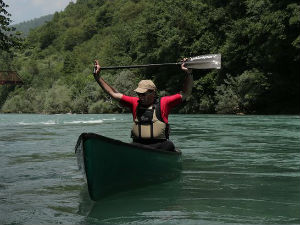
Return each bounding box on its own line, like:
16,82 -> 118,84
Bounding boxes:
94,54 -> 221,72
99,61 -> 216,70
100,62 -> 181,70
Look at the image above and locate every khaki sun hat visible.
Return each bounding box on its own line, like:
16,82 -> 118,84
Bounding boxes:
134,80 -> 156,93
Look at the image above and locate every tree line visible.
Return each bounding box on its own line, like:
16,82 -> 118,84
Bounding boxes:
0,0 -> 299,114
12,14 -> 54,37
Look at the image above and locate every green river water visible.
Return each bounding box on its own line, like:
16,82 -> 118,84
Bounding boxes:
0,114 -> 299,224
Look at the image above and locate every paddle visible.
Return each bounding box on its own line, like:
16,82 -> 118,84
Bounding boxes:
95,54 -> 221,71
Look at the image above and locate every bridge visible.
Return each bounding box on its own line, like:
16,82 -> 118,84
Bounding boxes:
0,71 -> 24,85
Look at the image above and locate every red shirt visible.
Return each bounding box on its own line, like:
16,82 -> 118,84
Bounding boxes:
120,94 -> 182,123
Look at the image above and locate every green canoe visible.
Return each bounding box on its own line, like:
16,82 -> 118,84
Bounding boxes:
75,133 -> 182,201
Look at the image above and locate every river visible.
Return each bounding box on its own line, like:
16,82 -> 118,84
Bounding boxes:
0,114 -> 299,224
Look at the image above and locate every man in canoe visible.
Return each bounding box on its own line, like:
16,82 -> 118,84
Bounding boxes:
93,59 -> 193,151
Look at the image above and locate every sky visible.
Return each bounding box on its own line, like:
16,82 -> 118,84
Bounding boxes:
5,0 -> 75,24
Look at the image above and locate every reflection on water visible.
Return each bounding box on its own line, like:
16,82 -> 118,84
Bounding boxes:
78,179 -> 182,224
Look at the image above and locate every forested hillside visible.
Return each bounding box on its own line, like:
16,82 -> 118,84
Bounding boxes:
12,14 -> 53,37
0,0 -> 299,114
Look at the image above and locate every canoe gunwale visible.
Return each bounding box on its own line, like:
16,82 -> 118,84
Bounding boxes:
77,133 -> 181,155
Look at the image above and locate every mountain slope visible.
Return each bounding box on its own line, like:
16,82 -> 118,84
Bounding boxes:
12,14 -> 54,37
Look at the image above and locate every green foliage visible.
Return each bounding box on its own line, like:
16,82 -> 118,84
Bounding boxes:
0,0 -> 22,50
44,81 -> 73,113
113,70 -> 139,97
95,3 -> 113,28
13,14 -> 53,37
0,50 -> 14,70
0,85 -> 14,107
88,100 -> 114,113
215,70 -> 270,114
215,84 -> 240,114
179,72 -> 217,113
72,82 -> 104,113
0,0 -> 299,114
1,87 -> 46,113
63,27 -> 85,51
2,94 -> 25,113
38,22 -> 58,49
62,54 -> 74,74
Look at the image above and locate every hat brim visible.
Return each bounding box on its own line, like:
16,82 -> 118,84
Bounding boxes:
134,87 -> 149,93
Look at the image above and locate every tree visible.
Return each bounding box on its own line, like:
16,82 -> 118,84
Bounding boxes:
215,70 -> 270,114
39,22 -> 58,49
0,0 -> 21,50
44,82 -> 73,113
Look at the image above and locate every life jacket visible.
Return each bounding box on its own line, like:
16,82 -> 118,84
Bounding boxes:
131,98 -> 169,140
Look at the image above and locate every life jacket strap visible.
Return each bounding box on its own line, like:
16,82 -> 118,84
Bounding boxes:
165,123 -> 170,139
150,121 -> 154,139
138,123 -> 141,139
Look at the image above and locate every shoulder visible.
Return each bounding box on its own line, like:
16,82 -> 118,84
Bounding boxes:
161,93 -> 182,104
121,95 -> 139,105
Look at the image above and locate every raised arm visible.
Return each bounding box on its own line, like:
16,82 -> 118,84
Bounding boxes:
180,58 -> 193,101
93,60 -> 123,101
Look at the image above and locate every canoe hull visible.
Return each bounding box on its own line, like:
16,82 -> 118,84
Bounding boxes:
75,133 -> 182,200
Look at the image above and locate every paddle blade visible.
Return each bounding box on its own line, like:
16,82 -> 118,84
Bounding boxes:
185,54 -> 221,69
